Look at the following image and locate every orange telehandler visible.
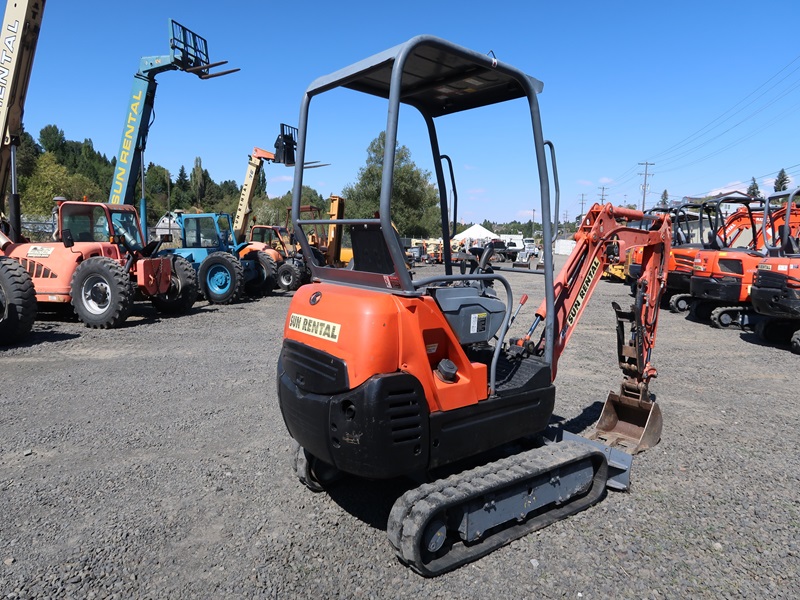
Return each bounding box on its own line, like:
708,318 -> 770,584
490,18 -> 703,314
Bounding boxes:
275,36 -> 670,576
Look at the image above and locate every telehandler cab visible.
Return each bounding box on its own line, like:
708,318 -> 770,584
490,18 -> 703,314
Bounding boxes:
276,36 -> 671,576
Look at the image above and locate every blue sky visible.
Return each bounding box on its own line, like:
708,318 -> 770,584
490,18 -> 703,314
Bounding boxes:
21,1 -> 800,226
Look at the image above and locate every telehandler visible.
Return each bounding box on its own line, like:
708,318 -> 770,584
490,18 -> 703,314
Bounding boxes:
275,36 -> 670,576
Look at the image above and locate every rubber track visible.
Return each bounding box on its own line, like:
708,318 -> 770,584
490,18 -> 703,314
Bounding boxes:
710,305 -> 743,329
386,441 -> 607,577
669,293 -> 692,313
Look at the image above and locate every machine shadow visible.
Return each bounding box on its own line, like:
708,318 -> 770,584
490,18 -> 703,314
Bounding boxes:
320,401 -> 606,532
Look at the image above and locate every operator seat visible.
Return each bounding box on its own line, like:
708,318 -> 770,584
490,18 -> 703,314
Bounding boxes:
349,223 -> 399,274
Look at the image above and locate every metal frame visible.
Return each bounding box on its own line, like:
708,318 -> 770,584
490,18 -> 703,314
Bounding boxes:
289,35 -> 559,367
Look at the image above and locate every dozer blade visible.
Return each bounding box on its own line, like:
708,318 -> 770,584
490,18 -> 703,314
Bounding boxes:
586,390 -> 662,454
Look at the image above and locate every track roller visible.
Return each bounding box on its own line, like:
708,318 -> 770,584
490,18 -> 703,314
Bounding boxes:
669,293 -> 691,313
710,306 -> 742,329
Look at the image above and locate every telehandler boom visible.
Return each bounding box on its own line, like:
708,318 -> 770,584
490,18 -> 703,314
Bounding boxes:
0,0 -> 43,344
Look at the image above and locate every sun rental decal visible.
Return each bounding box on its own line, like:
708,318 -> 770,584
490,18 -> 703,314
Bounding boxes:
288,314 -> 341,342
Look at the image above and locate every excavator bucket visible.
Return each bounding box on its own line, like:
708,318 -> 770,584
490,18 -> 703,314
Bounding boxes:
587,390 -> 662,454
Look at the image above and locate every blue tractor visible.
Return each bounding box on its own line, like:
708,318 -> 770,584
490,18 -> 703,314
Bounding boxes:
161,211 -> 277,304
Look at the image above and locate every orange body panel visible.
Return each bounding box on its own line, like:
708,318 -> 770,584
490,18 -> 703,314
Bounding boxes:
691,206 -> 800,300
284,282 -> 489,413
136,256 -> 172,296
4,241 -> 123,302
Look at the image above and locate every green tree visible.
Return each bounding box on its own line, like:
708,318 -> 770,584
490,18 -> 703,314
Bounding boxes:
659,189 -> 669,207
774,168 -> 790,192
16,128 -> 41,182
190,157 -> 206,207
747,177 -> 762,199
340,132 -> 439,237
38,124 -> 65,153
176,165 -> 189,191
21,153 -> 102,215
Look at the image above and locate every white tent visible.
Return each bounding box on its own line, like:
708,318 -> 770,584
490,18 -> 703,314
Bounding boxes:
453,223 -> 496,242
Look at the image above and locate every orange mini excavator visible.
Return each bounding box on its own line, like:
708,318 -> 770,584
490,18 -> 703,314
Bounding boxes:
276,36 -> 670,576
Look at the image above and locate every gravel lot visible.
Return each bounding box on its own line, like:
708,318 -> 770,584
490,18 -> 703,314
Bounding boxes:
1,259 -> 798,599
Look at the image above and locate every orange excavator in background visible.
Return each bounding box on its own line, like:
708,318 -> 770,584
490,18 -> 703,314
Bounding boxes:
687,194 -> 800,327
749,187 -> 800,351
624,203 -> 704,296
665,195 -> 768,313
275,36 -> 670,576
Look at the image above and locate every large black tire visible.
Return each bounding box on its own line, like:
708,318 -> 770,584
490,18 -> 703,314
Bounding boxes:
277,261 -> 303,292
70,257 -> 133,329
244,251 -> 278,297
0,257 -> 37,344
152,255 -> 198,314
198,252 -> 244,305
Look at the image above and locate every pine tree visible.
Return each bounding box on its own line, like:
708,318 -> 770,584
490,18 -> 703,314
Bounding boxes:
774,168 -> 789,192
747,177 -> 762,199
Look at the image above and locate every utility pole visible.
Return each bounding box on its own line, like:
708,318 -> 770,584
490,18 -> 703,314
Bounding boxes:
580,193 -> 587,217
638,162 -> 654,211
597,188 -> 606,203
531,208 -> 536,237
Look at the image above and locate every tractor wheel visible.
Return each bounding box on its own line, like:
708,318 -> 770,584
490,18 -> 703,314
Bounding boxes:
0,257 -> 37,345
198,252 -> 244,304
277,261 -> 303,292
292,441 -> 341,493
152,255 -> 198,314
70,257 -> 133,329
244,251 -> 278,297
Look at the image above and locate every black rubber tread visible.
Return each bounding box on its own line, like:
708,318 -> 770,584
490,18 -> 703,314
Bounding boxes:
669,293 -> 692,313
277,261 -> 303,292
70,257 -> 133,329
292,442 -> 342,492
198,252 -> 245,304
0,257 -> 37,345
244,251 -> 278,297
710,306 -> 742,329
152,255 -> 198,314
755,319 -> 793,344
791,330 -> 800,355
386,441 -> 607,577
689,300 -> 714,322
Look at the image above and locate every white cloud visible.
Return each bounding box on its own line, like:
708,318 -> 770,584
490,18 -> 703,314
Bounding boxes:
467,188 -> 486,195
577,179 -> 593,187
270,175 -> 293,183
706,181 -> 746,197
599,177 -> 614,185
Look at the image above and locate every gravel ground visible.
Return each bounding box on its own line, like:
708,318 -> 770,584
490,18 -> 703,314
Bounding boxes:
1,259 -> 798,599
